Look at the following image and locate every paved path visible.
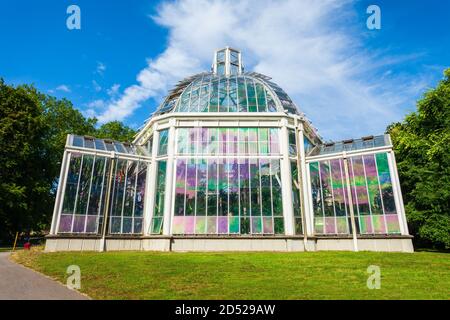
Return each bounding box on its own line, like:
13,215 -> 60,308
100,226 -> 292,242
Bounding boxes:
0,252 -> 89,300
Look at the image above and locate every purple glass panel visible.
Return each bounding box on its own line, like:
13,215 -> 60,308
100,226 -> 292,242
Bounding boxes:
72,215 -> 85,233
325,217 -> 336,234
58,215 -> 73,232
218,216 -> 228,234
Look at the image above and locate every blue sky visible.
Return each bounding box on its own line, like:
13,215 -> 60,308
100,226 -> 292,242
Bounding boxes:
1,0 -> 449,140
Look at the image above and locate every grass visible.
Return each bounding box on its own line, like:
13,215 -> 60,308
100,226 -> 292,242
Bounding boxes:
12,247 -> 450,300
0,247 -> 22,253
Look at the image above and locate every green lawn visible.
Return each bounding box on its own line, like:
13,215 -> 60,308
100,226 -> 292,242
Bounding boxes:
0,247 -> 22,253
12,248 -> 449,300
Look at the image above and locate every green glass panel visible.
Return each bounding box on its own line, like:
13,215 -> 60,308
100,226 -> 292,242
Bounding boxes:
195,216 -> 206,234
229,77 -> 238,112
295,217 -> 303,235
151,217 -> 163,234
274,217 -> 284,234
158,129 -> 169,156
209,79 -> 219,112
256,82 -> 267,112
62,153 -> 82,216
240,217 -> 250,234
237,77 -> 248,112
75,155 -> 94,216
196,159 -> 207,216
229,217 -> 240,233
218,77 -> 229,112
250,159 -> 260,216
246,78 -> 257,112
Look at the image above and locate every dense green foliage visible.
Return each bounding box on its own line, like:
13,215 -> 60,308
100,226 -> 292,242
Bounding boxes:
13,249 -> 450,300
0,79 -> 136,242
388,69 -> 450,249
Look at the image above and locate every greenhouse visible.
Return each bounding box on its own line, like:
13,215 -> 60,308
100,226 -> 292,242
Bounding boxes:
46,47 -> 413,252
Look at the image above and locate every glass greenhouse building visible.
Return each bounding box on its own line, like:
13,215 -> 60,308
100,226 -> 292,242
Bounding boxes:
46,47 -> 413,252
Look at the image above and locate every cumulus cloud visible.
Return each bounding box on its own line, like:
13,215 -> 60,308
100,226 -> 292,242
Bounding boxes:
55,84 -> 71,93
96,61 -> 106,76
92,80 -> 102,92
107,83 -> 121,97
94,0 -> 428,140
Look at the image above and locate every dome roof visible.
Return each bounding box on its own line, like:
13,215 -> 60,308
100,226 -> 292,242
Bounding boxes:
152,47 -> 300,117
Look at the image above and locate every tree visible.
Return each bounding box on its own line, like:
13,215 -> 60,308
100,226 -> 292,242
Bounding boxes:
0,79 -> 136,242
387,69 -> 450,249
0,80 -> 51,241
96,121 -> 136,142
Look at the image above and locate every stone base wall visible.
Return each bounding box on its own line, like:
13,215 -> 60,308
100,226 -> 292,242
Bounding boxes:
45,236 -> 414,253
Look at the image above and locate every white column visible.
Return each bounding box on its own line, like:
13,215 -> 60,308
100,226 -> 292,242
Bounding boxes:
50,150 -> 70,234
162,121 -> 176,235
387,151 -> 409,235
298,127 -> 313,236
143,128 -> 159,235
280,121 -> 295,236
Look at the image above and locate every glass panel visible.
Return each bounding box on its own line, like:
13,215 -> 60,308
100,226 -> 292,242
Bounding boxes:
246,78 -> 257,112
174,160 -> 186,216
229,77 -> 238,112
310,162 -> 323,234
218,159 -> 228,217
75,155 -> 94,217
218,77 -> 229,112
255,82 -> 267,112
158,129 -> 169,156
134,162 -> 147,218
291,161 -> 302,234
237,77 -> 248,112
349,156 -> 372,234
270,128 -> 280,154
177,128 -> 189,154
330,159 -> 349,234
376,153 -> 400,234
209,78 -> 219,112
150,161 -> 166,234
59,153 -> 82,232
289,129 -> 297,156
185,159 -> 196,216
196,159 -> 207,216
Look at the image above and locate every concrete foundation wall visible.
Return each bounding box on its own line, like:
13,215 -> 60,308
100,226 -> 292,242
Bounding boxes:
45,237 -> 414,253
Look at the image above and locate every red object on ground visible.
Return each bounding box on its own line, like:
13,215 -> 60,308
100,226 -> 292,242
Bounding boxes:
24,242 -> 31,250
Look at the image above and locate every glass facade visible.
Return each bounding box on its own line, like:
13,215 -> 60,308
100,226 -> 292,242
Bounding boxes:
59,153 -> 108,234
171,127 -> 284,235
109,160 -> 147,234
309,152 -> 401,235
52,49 -> 407,245
172,74 -> 279,113
58,152 -> 148,234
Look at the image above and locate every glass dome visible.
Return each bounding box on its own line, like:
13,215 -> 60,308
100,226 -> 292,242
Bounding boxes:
153,48 -> 300,116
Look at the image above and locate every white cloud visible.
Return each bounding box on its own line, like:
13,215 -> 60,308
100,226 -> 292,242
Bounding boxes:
96,61 -> 106,75
94,0 -> 428,140
107,83 -> 121,97
92,80 -> 102,92
55,84 -> 71,93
